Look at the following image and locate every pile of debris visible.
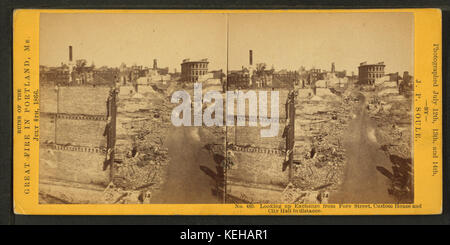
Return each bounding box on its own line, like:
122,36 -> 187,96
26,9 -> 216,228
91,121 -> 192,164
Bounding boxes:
102,182 -> 152,204
103,82 -> 180,204
281,183 -> 329,204
113,151 -> 165,188
367,91 -> 413,202
369,94 -> 412,159
291,132 -> 346,191
290,91 -> 359,193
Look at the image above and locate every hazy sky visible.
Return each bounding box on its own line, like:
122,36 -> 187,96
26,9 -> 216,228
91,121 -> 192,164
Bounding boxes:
40,13 -> 228,71
40,12 -> 413,74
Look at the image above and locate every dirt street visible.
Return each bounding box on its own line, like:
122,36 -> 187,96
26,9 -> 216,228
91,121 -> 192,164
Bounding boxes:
151,126 -> 220,204
330,93 -> 394,203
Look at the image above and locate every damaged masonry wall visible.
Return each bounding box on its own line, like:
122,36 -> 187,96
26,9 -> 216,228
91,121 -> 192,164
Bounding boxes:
291,88 -> 350,193
225,87 -> 343,204
39,85 -> 117,204
225,89 -> 291,203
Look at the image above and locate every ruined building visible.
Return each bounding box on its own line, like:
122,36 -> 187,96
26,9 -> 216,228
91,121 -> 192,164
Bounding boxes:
224,90 -> 295,203
227,68 -> 252,89
40,46 -> 118,87
228,50 -> 260,89
181,58 -> 209,83
272,70 -> 299,89
358,61 -> 386,85
228,50 -> 300,89
39,85 -> 117,203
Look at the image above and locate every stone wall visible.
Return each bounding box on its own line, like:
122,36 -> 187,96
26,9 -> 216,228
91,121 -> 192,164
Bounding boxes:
55,117 -> 107,147
228,150 -> 288,186
225,88 -> 292,202
39,147 -> 109,187
39,85 -> 116,203
40,86 -> 111,115
58,86 -> 111,115
226,89 -> 290,148
40,86 -> 112,148
40,86 -> 57,113
40,114 -> 56,143
227,123 -> 286,149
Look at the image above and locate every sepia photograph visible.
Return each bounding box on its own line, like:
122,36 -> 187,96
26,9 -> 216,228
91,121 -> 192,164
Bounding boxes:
38,12 -> 414,205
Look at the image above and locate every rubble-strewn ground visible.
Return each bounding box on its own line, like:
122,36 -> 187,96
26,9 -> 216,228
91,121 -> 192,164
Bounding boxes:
367,91 -> 413,203
286,82 -> 413,204
103,84 -> 175,204
369,95 -> 413,159
287,88 -> 360,203
101,81 -> 413,204
103,82 -> 226,204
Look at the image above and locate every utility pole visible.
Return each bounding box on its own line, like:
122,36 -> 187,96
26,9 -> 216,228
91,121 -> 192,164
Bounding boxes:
55,85 -> 59,145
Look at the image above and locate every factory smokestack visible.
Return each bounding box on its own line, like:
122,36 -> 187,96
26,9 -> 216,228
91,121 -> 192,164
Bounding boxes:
69,46 -> 73,62
249,50 -> 253,66
153,59 -> 157,69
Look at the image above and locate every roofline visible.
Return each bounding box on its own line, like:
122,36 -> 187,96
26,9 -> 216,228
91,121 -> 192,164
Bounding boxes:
358,64 -> 386,68
181,60 -> 209,65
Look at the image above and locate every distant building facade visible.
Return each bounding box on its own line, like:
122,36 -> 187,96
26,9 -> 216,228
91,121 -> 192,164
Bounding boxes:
308,68 -> 322,84
40,65 -> 71,86
272,70 -> 299,89
227,68 -> 251,89
358,62 -> 385,85
40,46 -> 118,87
399,71 -> 414,96
181,58 -> 209,82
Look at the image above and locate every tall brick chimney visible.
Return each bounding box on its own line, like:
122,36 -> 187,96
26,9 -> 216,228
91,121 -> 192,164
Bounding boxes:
249,50 -> 253,66
69,46 -> 73,62
153,59 -> 157,69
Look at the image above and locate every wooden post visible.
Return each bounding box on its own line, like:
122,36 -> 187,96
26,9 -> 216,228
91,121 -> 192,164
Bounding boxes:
55,85 -> 59,145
